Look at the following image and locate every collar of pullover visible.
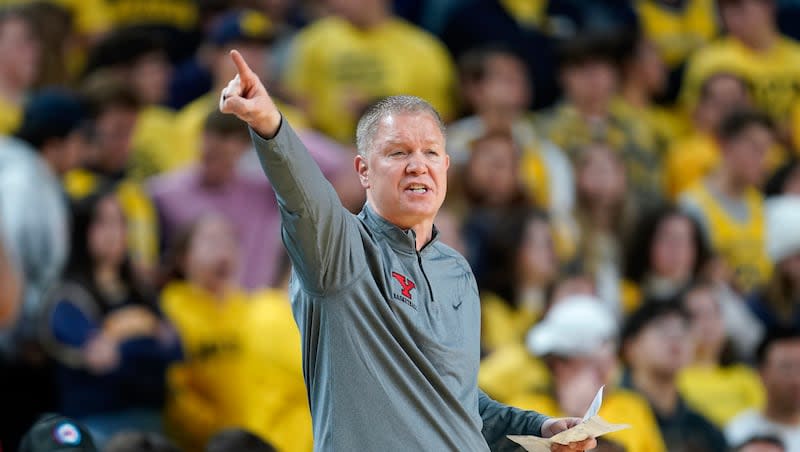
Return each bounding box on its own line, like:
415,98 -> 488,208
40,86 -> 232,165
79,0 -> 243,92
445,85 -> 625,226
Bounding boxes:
360,203 -> 440,256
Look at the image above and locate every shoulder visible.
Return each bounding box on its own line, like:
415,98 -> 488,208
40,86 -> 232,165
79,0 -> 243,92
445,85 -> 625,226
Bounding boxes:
432,241 -> 473,276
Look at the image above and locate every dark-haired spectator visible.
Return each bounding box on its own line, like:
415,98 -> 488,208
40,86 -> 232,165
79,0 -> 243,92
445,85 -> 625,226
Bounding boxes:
726,329 -> 800,450
447,45 -> 574,220
0,5 -> 41,134
173,9 -> 307,170
665,73 -> 751,199
765,159 -> 800,197
676,283 -> 765,427
748,196 -> 800,331
206,428 -> 277,452
681,0 -> 800,132
633,0 -> 720,100
621,205 -> 710,312
476,209 -> 559,352
680,109 -> 775,295
64,76 -> 159,286
537,32 -> 663,210
284,0 -> 456,145
510,295 -> 667,452
161,216 -> 311,451
82,27 -> 175,181
104,431 -> 180,452
150,109 -> 354,290
734,435 -> 787,452
622,302 -> 728,452
40,190 -> 181,448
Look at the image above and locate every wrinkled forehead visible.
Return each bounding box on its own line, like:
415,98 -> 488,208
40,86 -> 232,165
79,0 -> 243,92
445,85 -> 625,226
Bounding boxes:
373,112 -> 446,148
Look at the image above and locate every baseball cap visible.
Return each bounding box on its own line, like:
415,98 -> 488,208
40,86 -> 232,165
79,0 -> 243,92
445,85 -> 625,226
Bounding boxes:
210,10 -> 275,47
15,89 -> 85,149
526,295 -> 617,357
18,413 -> 97,452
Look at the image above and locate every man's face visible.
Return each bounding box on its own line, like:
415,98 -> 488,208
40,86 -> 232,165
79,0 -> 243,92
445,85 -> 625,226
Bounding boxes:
761,339 -> 800,415
476,54 -> 531,113
200,131 -> 249,186
627,314 -> 692,379
0,17 -> 40,88
723,124 -> 773,187
697,76 -> 750,130
94,107 -> 138,173
721,0 -> 775,43
355,112 -> 449,230
562,60 -> 617,111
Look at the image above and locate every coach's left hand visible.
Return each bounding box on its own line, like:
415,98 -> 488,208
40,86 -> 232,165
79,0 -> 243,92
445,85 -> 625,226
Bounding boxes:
541,418 -> 597,451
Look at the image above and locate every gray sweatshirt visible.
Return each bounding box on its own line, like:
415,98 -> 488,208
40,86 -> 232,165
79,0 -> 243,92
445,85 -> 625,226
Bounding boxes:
252,119 -> 548,451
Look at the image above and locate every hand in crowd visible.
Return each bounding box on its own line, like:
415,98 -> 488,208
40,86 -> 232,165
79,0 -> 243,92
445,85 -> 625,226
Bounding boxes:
103,306 -> 160,341
83,333 -> 120,375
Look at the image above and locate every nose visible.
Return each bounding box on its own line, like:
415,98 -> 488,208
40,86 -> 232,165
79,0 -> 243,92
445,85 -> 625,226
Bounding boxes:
405,152 -> 428,175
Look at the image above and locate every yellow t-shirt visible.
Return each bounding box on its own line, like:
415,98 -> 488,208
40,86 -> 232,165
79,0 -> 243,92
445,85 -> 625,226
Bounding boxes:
478,343 -> 550,404
284,16 -> 456,144
665,131 -> 719,200
682,183 -> 772,293
0,95 -> 21,136
105,0 -> 197,30
636,0 -> 719,68
677,364 -> 765,427
161,283 -> 312,452
508,388 -> 667,452
480,291 -> 542,353
64,169 -> 159,271
171,93 -> 307,171
681,36 -> 800,123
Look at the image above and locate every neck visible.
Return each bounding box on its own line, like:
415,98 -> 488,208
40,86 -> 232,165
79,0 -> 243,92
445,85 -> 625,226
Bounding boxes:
412,222 -> 434,251
621,81 -> 649,109
480,107 -> 519,132
739,29 -> 778,53
632,368 -> 679,415
39,151 -> 61,177
764,401 -> 800,425
693,345 -> 722,367
94,264 -> 123,295
587,203 -> 615,230
348,1 -> 390,29
712,166 -> 748,198
574,98 -> 610,120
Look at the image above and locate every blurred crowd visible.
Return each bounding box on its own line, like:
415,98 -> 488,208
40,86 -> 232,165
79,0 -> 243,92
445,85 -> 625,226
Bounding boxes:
0,0 -> 800,451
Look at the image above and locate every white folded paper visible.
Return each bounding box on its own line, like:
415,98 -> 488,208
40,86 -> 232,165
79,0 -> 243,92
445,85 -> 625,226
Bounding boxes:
507,386 -> 630,451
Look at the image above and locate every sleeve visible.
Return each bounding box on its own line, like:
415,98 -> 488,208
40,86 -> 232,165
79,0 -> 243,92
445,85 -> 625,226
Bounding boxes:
250,118 -> 364,295
479,390 -> 549,452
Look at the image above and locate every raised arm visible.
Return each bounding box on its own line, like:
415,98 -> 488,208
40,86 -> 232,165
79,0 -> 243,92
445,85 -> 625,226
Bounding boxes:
219,50 -> 361,293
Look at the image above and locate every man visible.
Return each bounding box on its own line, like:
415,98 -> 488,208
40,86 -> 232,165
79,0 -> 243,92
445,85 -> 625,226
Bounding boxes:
220,50 -> 596,451
680,109 -> 774,295
621,302 -> 728,452
681,0 -> 800,129
726,329 -> 800,451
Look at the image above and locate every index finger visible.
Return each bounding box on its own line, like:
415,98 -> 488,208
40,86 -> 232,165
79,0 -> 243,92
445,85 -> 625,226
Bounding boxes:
230,49 -> 255,80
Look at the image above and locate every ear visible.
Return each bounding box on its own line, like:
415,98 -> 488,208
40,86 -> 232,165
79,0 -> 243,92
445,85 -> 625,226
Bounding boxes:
355,154 -> 370,189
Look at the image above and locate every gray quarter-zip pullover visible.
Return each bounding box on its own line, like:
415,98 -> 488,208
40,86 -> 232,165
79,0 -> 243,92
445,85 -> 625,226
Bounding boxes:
252,119 -> 548,451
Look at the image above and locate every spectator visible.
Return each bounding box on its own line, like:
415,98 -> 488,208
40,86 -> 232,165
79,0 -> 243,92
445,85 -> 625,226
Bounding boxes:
205,428 -> 277,452
0,90 -> 86,449
40,189 -> 181,447
677,283 -> 765,427
765,159 -> 800,197
748,196 -> 800,331
104,431 -> 180,452
680,109 -> 775,295
681,0 -> 800,132
64,76 -> 159,286
569,143 -> 633,313
664,73 -> 751,199
537,32 -> 664,210
284,0 -> 456,144
621,205 -> 710,312
448,45 -> 574,219
621,302 -> 728,452
173,9 -> 306,170
734,435 -> 787,452
476,209 -> 560,352
726,328 -> 800,450
161,215 -> 311,451
18,413 -> 97,452
82,28 -> 175,181
150,109 -> 354,290
510,295 -> 667,452
633,0 -> 720,100
0,5 -> 42,135
612,29 -> 678,156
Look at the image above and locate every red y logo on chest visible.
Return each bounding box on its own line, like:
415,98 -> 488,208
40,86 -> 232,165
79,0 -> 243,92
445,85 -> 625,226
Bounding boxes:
391,272 -> 416,299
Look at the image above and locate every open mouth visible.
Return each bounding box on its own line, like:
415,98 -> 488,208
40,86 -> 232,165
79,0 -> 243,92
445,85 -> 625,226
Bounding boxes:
405,183 -> 430,194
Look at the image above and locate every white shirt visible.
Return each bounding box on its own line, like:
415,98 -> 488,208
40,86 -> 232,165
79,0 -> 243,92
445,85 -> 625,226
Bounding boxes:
726,409 -> 800,451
